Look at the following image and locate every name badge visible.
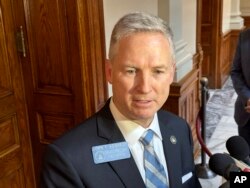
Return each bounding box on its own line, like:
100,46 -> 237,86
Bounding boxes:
92,142 -> 131,164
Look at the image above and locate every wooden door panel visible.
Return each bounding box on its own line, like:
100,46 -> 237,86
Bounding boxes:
24,2 -> 85,177
29,0 -> 72,91
22,0 -> 107,185
0,0 -> 106,187
0,168 -> 25,188
0,114 -> 19,153
0,112 -> 21,177
0,0 -> 35,187
37,112 -> 74,143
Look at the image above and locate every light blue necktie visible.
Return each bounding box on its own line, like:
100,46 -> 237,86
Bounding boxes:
140,129 -> 168,188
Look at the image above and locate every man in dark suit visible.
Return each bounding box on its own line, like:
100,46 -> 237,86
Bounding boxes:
41,12 -> 201,188
231,28 -> 250,150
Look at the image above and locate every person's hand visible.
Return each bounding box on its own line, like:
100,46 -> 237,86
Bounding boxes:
245,99 -> 250,113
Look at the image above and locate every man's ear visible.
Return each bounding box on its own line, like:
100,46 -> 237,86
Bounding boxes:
105,59 -> 113,84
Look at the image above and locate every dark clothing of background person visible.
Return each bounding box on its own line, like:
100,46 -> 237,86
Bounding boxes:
231,28 -> 250,150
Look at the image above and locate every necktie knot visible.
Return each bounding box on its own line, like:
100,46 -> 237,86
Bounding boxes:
140,129 -> 154,146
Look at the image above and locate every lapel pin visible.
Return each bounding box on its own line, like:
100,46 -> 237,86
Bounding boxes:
170,135 -> 177,144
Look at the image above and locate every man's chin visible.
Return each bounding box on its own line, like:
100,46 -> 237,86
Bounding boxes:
131,113 -> 155,122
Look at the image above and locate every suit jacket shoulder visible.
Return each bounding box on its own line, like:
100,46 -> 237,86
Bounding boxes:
157,109 -> 191,139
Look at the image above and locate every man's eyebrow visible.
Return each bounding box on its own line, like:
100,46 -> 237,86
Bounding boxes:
123,64 -> 171,69
124,65 -> 137,68
153,65 -> 169,69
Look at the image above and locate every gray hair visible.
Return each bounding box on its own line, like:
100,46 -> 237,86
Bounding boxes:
108,12 -> 175,63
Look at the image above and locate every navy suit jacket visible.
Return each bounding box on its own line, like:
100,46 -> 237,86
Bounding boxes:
41,100 -> 201,188
231,28 -> 250,127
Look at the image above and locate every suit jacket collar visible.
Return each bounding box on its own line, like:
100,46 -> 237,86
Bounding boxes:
96,100 -> 183,188
96,99 -> 145,188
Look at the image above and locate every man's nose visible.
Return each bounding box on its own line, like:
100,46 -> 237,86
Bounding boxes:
136,73 -> 152,93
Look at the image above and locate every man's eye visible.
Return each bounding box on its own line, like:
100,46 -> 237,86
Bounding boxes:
154,70 -> 165,74
126,69 -> 136,74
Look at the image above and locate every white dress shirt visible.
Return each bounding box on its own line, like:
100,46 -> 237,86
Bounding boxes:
109,98 -> 169,185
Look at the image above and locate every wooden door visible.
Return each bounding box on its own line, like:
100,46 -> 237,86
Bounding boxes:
201,0 -> 223,88
0,0 -> 35,187
20,0 -> 107,186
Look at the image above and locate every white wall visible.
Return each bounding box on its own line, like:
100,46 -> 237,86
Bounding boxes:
240,0 -> 250,16
222,0 -> 232,33
182,0 -> 196,55
103,0 -> 158,58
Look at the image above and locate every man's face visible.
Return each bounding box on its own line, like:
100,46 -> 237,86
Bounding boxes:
106,32 -> 175,126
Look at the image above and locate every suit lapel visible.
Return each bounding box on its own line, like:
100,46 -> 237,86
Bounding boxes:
96,101 -> 186,188
96,100 -> 145,188
159,113 -> 183,188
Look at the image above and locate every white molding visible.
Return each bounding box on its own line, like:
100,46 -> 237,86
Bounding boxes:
240,8 -> 250,16
230,16 -> 244,29
174,53 -> 193,82
173,39 -> 193,82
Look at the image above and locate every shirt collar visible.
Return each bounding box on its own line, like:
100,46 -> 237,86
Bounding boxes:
109,98 -> 162,145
